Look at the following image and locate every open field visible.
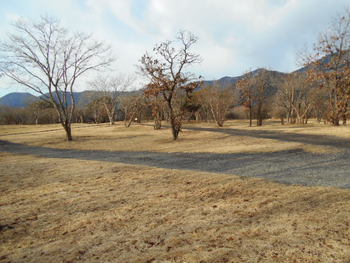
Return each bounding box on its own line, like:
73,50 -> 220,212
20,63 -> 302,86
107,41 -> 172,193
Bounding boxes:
1,120 -> 350,154
1,121 -> 350,262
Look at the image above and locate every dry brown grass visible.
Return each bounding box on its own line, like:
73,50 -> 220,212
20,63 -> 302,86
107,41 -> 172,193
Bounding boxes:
1,122 -> 350,262
1,120 -> 349,154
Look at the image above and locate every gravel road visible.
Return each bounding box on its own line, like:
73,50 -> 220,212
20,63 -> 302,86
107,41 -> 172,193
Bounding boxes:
1,126 -> 350,188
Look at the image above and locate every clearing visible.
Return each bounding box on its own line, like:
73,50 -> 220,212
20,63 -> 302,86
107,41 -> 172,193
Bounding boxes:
0,121 -> 350,263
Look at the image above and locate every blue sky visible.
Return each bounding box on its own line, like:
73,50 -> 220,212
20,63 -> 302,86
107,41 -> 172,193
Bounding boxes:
0,0 -> 349,96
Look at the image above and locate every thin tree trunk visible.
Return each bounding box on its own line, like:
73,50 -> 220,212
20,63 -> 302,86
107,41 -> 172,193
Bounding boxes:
63,122 -> 73,141
249,106 -> 252,127
280,117 -> 284,125
126,111 -> 136,127
108,115 -> 114,125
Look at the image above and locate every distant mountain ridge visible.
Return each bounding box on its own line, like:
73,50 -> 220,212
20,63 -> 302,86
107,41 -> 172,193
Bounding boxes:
0,90 -> 98,108
0,92 -> 39,107
0,68 -> 295,108
202,68 -> 287,87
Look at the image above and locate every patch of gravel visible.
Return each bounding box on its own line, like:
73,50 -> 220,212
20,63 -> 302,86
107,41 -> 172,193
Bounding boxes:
1,137 -> 349,188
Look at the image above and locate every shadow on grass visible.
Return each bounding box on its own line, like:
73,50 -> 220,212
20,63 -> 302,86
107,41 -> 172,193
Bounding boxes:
1,140 -> 349,189
183,126 -> 350,150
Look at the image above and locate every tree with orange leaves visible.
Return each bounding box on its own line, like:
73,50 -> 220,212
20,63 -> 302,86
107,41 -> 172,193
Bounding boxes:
305,8 -> 350,125
139,31 -> 202,140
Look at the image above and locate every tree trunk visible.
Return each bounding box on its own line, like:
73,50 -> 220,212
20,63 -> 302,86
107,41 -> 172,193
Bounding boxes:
195,112 -> 200,122
280,117 -> 284,125
333,118 -> 340,126
63,122 -> 73,141
154,118 -> 162,129
154,110 -> 162,129
256,103 -> 263,126
125,110 -> 137,128
108,115 -> 114,125
169,108 -> 181,140
166,100 -> 181,140
257,116 -> 263,126
342,114 -> 347,125
249,106 -> 252,127
170,116 -> 180,140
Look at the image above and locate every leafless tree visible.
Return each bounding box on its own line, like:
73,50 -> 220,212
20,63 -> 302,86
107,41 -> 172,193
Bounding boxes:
236,69 -> 271,126
0,16 -> 113,140
305,8 -> 350,125
144,89 -> 165,129
140,31 -> 201,140
254,69 -> 272,126
85,97 -> 106,124
120,93 -> 145,127
89,75 -> 133,125
29,100 -> 52,125
236,71 -> 255,126
291,75 -> 314,124
275,73 -> 315,124
198,83 -> 234,127
274,74 -> 297,124
310,87 -> 328,123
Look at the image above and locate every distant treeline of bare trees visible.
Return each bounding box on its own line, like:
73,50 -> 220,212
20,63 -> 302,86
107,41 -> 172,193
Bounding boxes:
1,63 -> 348,129
0,83 -> 235,127
1,8 -> 350,141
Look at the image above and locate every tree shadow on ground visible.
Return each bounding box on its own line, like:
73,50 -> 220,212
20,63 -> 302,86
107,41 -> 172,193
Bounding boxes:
183,126 -> 350,150
1,139 -> 349,188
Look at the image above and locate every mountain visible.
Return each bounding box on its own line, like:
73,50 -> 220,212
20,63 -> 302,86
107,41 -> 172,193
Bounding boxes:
293,51 -> 350,73
0,92 -> 39,107
0,91 -> 94,108
0,68 -> 294,108
202,68 -> 287,87
0,90 -> 139,108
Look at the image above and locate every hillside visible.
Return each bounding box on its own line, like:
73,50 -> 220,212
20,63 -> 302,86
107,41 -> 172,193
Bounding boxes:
0,92 -> 39,108
0,69 -> 289,108
203,68 -> 287,87
0,91 -> 98,108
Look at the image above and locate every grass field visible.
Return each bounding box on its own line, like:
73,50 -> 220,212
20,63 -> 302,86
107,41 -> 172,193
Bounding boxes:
1,121 -> 350,263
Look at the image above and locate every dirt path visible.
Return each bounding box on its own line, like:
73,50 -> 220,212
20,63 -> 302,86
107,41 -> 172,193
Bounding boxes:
1,139 -> 349,188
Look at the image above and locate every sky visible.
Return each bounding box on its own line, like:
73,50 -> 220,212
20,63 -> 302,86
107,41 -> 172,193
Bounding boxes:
0,0 -> 349,97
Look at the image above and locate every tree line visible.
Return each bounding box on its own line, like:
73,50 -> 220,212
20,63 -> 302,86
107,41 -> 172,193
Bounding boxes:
1,8 -> 350,141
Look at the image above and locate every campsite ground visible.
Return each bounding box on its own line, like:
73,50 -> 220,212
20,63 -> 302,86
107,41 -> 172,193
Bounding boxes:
1,120 -> 350,262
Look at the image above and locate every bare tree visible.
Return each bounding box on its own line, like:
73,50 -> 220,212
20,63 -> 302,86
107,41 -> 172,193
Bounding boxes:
254,69 -> 272,126
120,94 -> 145,127
85,97 -> 106,124
236,71 -> 254,126
275,73 -> 316,124
237,69 -> 273,126
305,8 -> 350,125
291,75 -> 313,124
140,31 -> 201,140
310,87 -> 328,123
198,83 -> 234,127
89,75 -> 133,125
0,16 -> 113,140
144,89 -> 165,129
274,74 -> 297,124
29,100 -> 52,125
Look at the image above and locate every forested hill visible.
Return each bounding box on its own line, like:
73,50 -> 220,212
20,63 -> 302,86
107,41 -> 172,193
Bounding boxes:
0,91 -> 95,108
202,68 -> 287,87
0,68 -> 291,108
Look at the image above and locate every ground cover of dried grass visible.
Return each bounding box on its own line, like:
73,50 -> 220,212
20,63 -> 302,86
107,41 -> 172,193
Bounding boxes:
1,120 -> 349,154
1,122 -> 350,262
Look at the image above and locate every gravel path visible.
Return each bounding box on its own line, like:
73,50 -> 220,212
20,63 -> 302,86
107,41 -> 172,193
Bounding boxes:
1,129 -> 350,188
